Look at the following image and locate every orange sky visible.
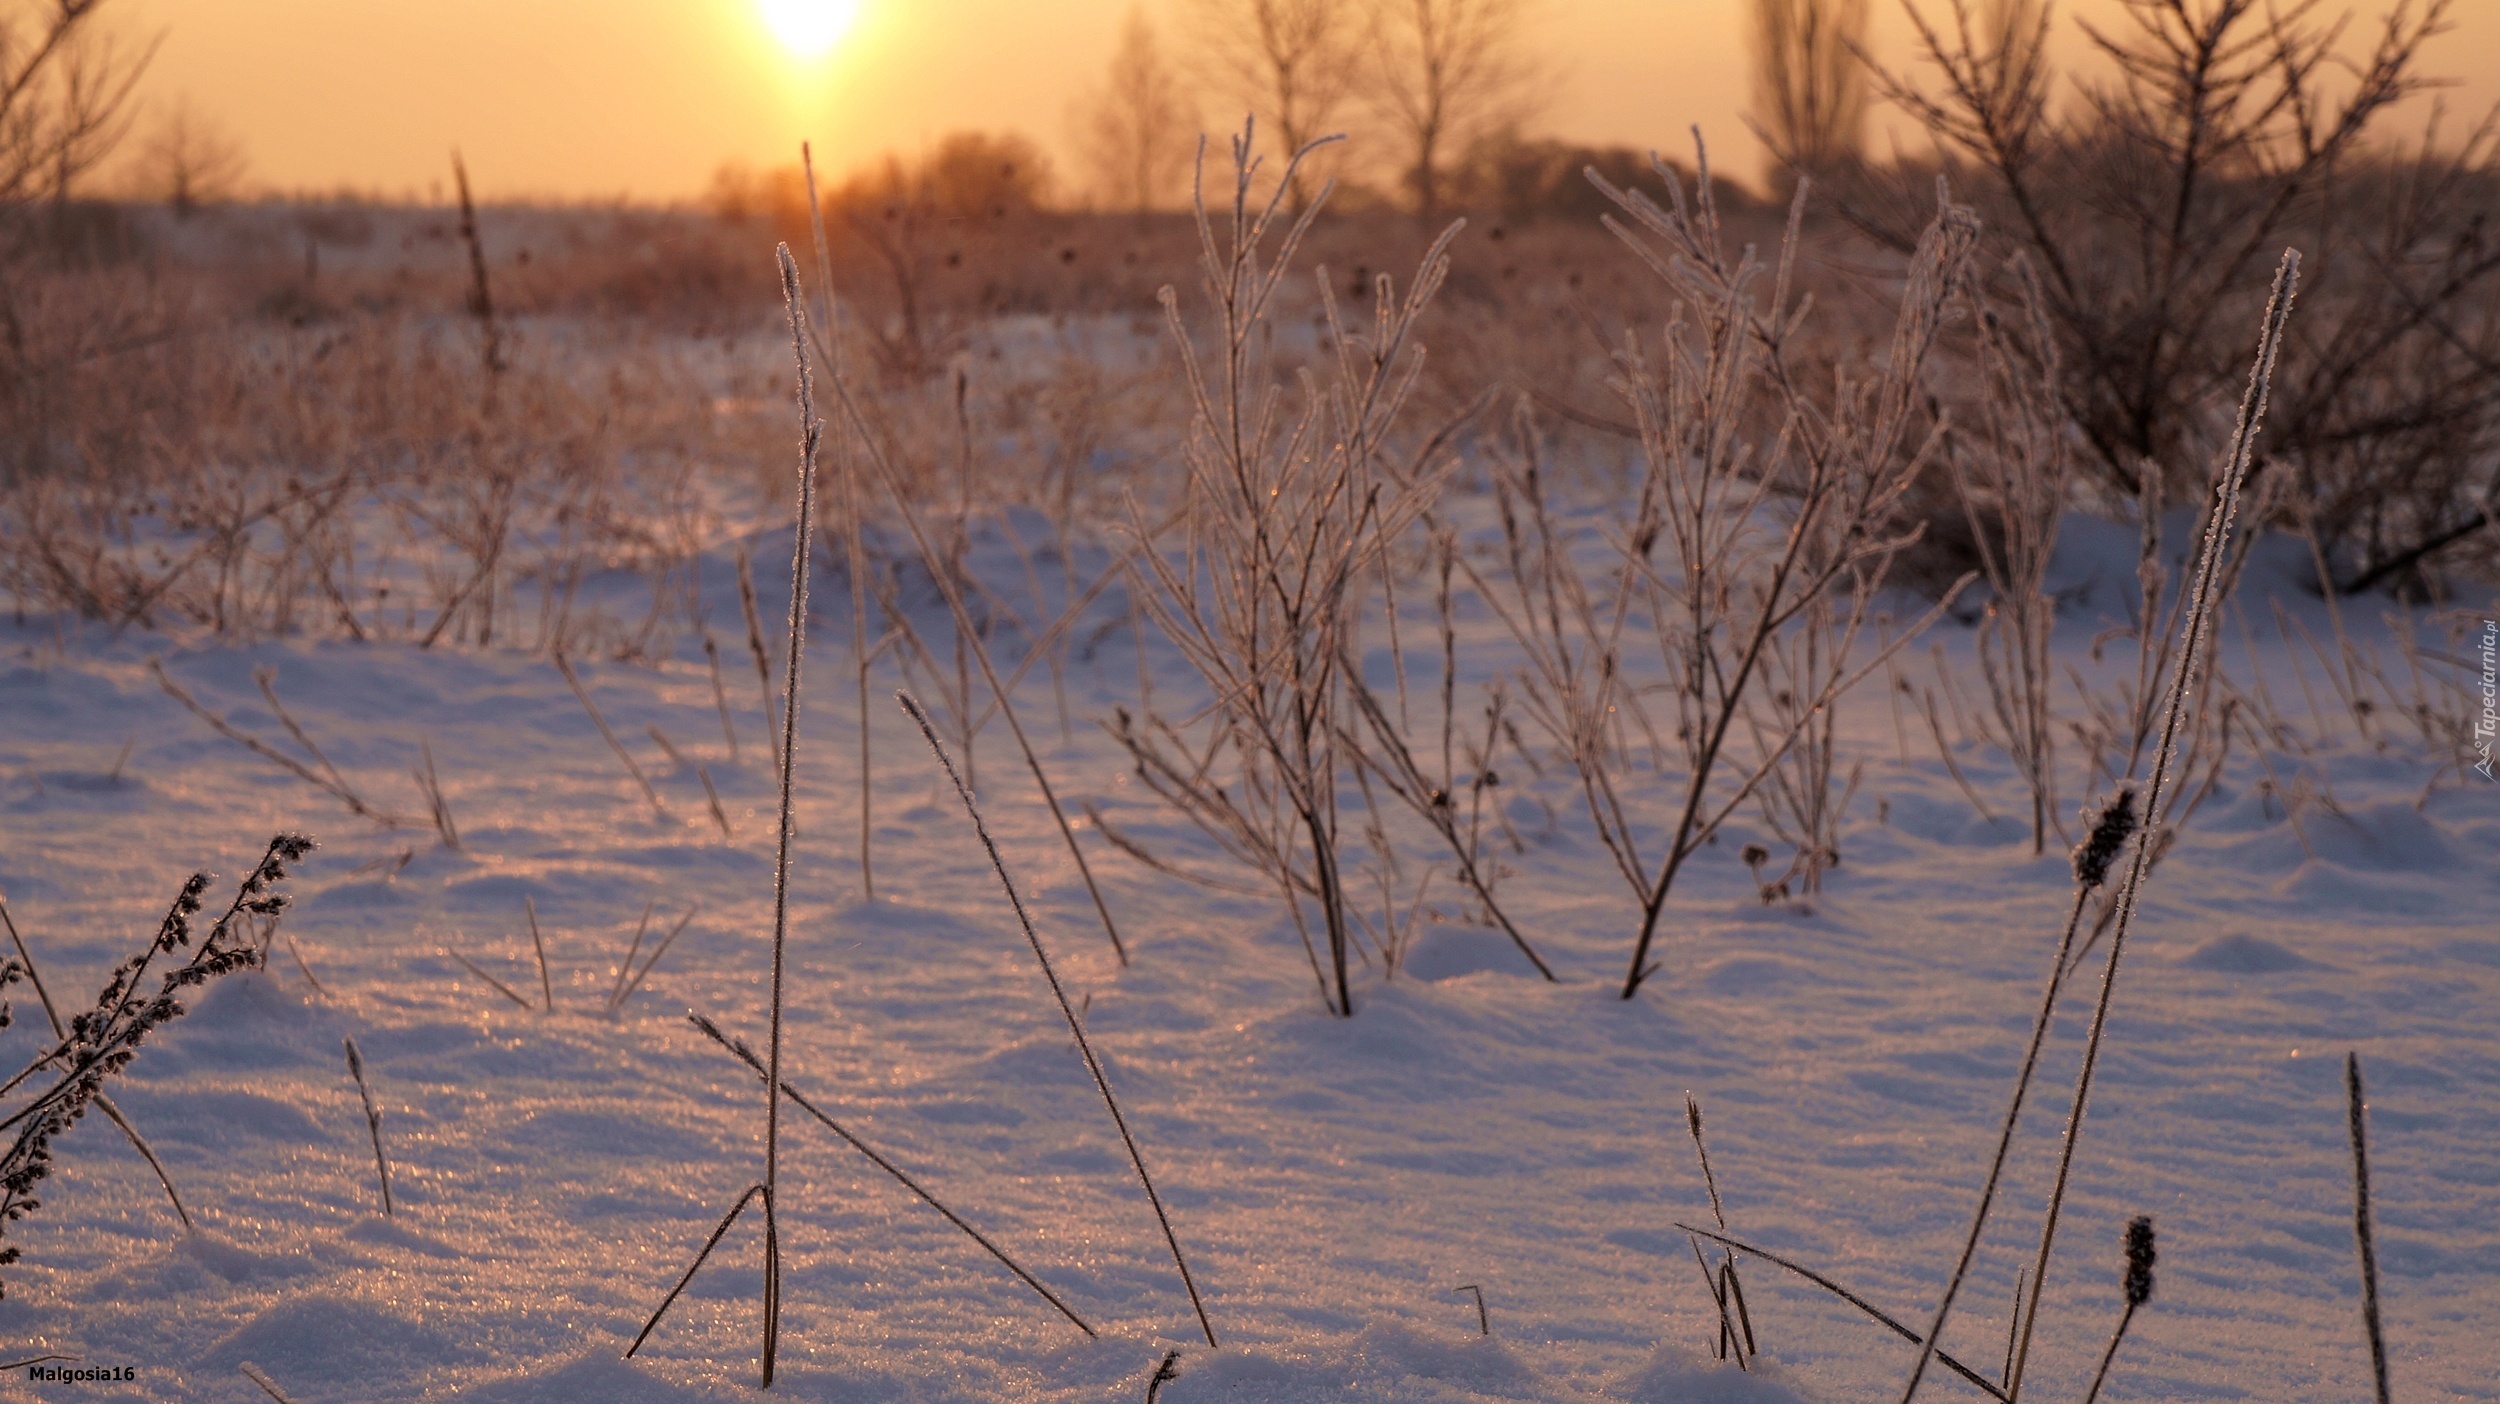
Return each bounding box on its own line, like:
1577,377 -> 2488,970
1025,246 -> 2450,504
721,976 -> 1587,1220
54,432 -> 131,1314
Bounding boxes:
115,0 -> 2500,203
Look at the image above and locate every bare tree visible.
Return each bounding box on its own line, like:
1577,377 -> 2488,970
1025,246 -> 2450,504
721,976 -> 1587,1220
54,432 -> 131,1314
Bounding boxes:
1076,6 -> 1197,217
1186,0 -> 1358,208
1,0 -> 153,240
1365,0 -> 1543,220
1747,0 -> 1871,181
134,94 -> 245,216
1870,0 -> 2500,592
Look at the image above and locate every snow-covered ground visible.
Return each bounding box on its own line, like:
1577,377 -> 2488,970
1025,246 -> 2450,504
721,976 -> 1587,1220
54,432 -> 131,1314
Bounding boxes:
1,504 -> 2494,1402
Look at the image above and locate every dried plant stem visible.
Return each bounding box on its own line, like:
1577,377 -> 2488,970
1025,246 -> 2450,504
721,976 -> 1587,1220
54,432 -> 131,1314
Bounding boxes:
150,659 -> 400,826
736,545 -> 783,774
283,930 -> 324,996
1895,884 -> 2094,1402
609,906 -> 699,1011
688,1012 -> 1096,1336
524,896 -> 551,1012
342,1037 -> 392,1217
697,764 -> 733,837
1680,1224 -> 2008,1401
2079,1300 -> 2139,1404
414,740 -> 460,850
836,378 -> 1129,964
799,147 -> 878,905
1146,1349 -> 1183,1402
0,899 -> 192,1230
900,690 -> 1216,1347
627,1182 -> 770,1359
451,150 -> 504,380
703,634 -> 741,761
751,241 -> 826,1387
1686,1235 -> 1747,1367
238,1362 -> 301,1404
445,946 -> 532,1009
1683,1093 -> 1755,1361
606,902 -> 656,1008
2007,249 -> 2298,1402
554,653 -> 664,818
2347,1053 -> 2392,1404
254,667 -> 351,796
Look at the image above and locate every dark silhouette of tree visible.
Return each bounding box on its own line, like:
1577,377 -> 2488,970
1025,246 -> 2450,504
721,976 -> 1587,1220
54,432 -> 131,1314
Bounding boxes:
1075,6 -> 1197,217
1365,0 -> 1543,220
1,0 -> 155,247
1748,0 -> 1870,183
135,95 -> 246,216
1186,0 -> 1358,208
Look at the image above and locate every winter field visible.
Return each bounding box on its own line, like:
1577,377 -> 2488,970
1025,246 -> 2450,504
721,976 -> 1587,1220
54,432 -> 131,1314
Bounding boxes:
3,442 -> 2497,1404
3,91 -> 2499,1396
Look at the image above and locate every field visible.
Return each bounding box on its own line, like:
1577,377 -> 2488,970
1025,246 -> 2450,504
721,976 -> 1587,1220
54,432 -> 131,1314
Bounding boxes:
3,154 -> 2498,1402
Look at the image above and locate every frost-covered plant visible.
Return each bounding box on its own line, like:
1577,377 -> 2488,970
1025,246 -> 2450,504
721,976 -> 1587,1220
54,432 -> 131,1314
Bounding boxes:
1493,145 -> 1974,998
0,833 -> 314,1295
1117,120 -> 1456,1018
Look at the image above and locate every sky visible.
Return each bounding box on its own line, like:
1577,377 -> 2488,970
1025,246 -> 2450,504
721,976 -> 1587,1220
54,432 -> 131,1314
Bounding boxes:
111,0 -> 2500,203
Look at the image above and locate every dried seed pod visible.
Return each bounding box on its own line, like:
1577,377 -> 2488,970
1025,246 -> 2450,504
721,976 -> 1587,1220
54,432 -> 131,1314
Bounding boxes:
2123,1215 -> 2156,1308
2071,788 -> 2140,889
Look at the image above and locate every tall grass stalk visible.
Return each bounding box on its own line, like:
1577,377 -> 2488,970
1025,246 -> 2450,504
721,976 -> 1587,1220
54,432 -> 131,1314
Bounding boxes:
2346,1053 -> 2392,1404
238,1362 -> 301,1404
151,660 -> 401,826
2004,247 -> 2299,1403
628,244 -> 819,1388
554,653 -> 664,818
687,1011 -> 1097,1337
754,241 -> 826,1387
834,379 -> 1130,965
899,689 -> 1216,1347
444,945 -> 532,1009
524,897 -> 551,1012
1894,790 -> 2136,1403
800,142 -> 879,903
342,1037 -> 393,1217
1679,1223 -> 2007,1400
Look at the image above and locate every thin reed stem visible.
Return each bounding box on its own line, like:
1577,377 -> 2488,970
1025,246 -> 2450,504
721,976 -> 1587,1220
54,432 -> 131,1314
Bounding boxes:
554,652 -> 665,818
1896,880 -> 2099,1402
151,659 -> 401,826
238,1362 -> 301,1404
688,1012 -> 1097,1337
611,906 -> 699,1010
2007,249 -> 2299,1401
2080,1302 -> 2137,1404
607,901 -> 657,1009
445,946 -> 532,1009
834,375 -> 1129,965
627,1182 -> 768,1359
342,1037 -> 392,1217
524,896 -> 551,1012
755,241 -> 825,1388
704,633 -> 741,761
799,145 -> 877,903
2347,1052 -> 2392,1404
899,690 -> 1216,1347
1680,1223 -> 2007,1401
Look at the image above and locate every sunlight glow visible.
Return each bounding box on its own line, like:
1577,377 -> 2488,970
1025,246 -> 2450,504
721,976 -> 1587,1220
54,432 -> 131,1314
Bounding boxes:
757,0 -> 860,59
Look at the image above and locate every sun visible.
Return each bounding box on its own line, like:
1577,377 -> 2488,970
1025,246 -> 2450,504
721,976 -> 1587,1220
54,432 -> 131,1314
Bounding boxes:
756,0 -> 861,59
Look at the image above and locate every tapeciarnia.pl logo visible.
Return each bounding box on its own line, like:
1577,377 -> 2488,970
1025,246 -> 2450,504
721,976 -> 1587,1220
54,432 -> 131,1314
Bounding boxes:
2475,617 -> 2496,780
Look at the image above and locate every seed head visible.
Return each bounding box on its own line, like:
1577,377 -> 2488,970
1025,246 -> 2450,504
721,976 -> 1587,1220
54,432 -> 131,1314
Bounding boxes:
2072,788 -> 2140,889
2123,1215 -> 2156,1308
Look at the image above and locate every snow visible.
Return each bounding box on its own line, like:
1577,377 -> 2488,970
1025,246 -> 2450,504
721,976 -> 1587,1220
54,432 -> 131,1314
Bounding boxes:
1,505 -> 2494,1402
